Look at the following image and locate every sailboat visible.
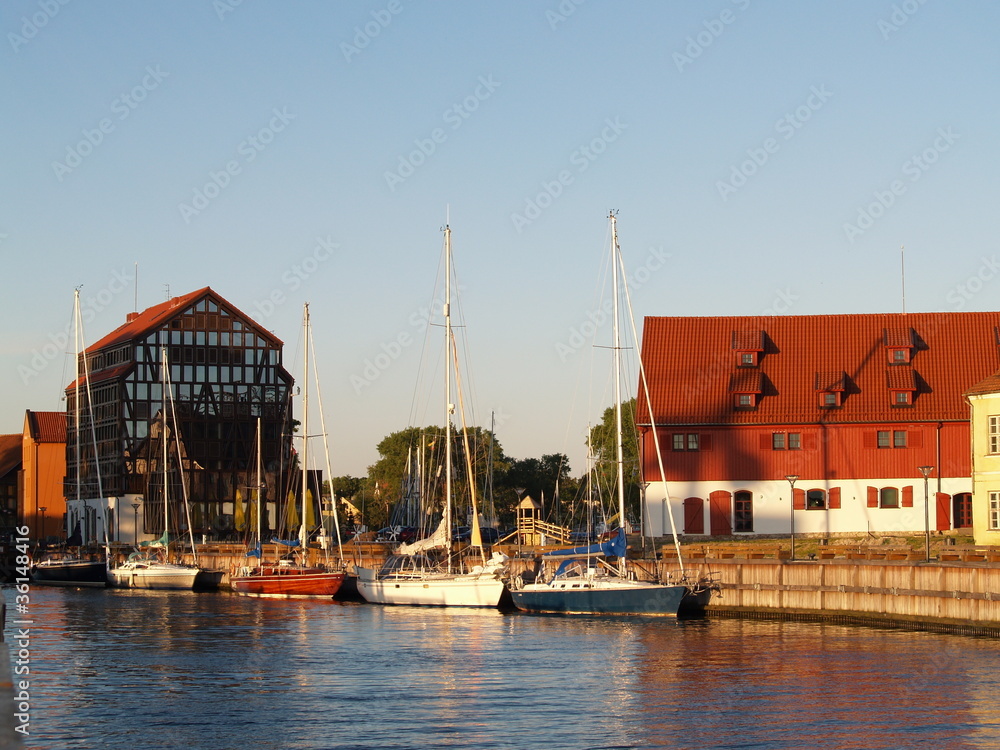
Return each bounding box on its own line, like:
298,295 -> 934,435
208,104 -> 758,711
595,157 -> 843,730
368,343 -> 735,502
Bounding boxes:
31,289 -> 108,588
230,304 -> 346,598
509,212 -> 689,616
355,223 -> 508,608
107,348 -> 201,590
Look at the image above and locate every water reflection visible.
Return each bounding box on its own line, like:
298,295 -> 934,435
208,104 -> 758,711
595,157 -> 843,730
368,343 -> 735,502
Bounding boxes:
9,589 -> 1000,750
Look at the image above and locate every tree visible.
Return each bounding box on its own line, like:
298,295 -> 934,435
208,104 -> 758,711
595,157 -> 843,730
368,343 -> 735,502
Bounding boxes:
495,453 -> 576,528
587,398 -> 641,526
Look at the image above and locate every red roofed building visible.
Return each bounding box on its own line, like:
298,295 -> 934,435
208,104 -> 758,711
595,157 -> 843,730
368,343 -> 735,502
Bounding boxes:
636,313 -> 999,540
66,287 -> 295,544
21,411 -> 67,541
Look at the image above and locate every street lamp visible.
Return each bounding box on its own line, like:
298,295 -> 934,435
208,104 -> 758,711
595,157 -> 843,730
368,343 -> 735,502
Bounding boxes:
39,507 -> 47,544
132,502 -> 141,546
785,475 -> 799,561
918,466 -> 934,561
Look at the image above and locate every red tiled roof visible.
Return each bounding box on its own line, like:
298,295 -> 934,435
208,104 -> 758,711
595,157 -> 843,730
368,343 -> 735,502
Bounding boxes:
886,366 -> 917,391
637,312 -> 1000,426
965,369 -> 1000,398
728,370 -> 763,393
731,330 -> 764,351
815,371 -> 846,392
883,327 -> 914,347
0,435 -> 21,478
86,287 -> 284,353
25,411 -> 67,443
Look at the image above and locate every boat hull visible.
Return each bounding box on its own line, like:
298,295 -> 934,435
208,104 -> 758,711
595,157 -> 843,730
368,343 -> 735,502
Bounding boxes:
108,562 -> 200,590
510,581 -> 687,616
30,559 -> 108,588
356,567 -> 506,607
230,569 -> 345,598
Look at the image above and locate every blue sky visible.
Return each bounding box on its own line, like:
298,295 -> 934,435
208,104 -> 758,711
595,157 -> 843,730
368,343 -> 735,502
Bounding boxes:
3,1 -> 999,478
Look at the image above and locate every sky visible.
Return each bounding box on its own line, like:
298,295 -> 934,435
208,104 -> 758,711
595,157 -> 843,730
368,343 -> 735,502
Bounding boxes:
3,1 -> 999,479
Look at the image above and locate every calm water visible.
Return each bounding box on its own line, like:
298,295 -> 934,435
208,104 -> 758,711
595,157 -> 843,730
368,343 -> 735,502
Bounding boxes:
6,586 -> 1000,750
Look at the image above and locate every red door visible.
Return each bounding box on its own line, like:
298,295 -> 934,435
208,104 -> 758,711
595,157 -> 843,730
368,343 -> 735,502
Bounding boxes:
709,490 -> 732,536
935,492 -> 951,531
683,497 -> 704,534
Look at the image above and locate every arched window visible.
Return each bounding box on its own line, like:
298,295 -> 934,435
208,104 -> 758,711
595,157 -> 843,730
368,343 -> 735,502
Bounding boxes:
880,487 -> 899,508
806,489 -> 826,510
734,490 -> 753,532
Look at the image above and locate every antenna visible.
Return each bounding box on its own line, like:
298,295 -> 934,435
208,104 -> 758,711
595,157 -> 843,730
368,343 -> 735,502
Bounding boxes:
164,283 -> 170,301
134,262 -> 138,312
900,244 -> 906,314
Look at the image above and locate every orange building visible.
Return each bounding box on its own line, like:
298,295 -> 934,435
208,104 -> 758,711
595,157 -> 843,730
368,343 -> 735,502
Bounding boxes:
20,410 -> 67,542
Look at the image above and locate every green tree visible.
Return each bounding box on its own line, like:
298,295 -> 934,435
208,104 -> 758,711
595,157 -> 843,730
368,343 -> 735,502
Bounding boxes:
587,398 -> 641,526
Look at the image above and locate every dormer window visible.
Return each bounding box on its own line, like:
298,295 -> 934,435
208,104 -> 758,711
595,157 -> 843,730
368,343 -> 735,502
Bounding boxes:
732,330 -> 764,368
815,371 -> 847,409
730,370 -> 763,410
884,327 -> 915,365
887,365 -> 917,407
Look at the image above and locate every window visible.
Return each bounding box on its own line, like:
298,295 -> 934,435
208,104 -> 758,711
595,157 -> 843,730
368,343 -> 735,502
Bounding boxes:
991,416 -> 1000,454
893,430 -> 907,448
739,352 -> 756,366
807,489 -> 826,509
672,433 -> 700,451
771,432 -> 801,450
736,393 -> 755,408
891,348 -> 908,363
734,491 -> 753,532
880,487 -> 899,508
991,492 -> 1000,530
877,431 -> 891,448
893,391 -> 912,406
820,392 -> 840,407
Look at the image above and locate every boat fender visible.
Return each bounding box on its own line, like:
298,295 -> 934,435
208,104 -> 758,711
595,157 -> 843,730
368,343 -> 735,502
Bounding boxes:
514,575 -> 523,590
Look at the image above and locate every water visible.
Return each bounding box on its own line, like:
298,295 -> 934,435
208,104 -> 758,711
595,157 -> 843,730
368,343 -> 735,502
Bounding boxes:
7,586 -> 1000,750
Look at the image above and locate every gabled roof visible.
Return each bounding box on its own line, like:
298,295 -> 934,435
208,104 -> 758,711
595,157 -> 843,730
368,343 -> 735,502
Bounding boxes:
638,312 -> 1000,426
0,435 -> 21,479
965,369 -> 1000,398
24,411 -> 67,443
86,287 -> 284,353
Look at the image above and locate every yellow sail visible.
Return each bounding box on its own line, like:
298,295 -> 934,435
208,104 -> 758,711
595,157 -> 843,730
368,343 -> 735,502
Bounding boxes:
305,488 -> 315,528
234,488 -> 246,531
285,489 -> 300,530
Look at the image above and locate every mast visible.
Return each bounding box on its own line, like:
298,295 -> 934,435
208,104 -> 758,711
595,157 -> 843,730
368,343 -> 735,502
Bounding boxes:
300,303 -> 310,550
610,213 -> 626,537
444,224 -> 454,573
256,417 -> 262,555
161,347 -> 169,546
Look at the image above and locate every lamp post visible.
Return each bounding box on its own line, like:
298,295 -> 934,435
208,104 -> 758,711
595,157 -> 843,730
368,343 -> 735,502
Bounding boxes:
785,475 -> 799,561
132,502 -> 140,546
918,466 -> 934,561
39,506 -> 47,544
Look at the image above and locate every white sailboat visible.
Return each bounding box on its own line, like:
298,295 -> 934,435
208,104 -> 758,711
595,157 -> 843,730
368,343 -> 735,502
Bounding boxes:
356,222 -> 507,607
510,212 -> 689,616
108,348 -> 201,590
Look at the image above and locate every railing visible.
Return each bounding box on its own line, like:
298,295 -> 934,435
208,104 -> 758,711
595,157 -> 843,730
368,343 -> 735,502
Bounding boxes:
497,518 -> 573,546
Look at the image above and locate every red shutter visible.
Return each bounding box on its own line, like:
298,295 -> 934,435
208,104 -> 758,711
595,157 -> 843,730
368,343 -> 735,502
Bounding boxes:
793,488 -> 806,510
700,434 -> 713,451
803,433 -> 817,450
909,431 -> 923,448
828,487 -> 841,509
902,485 -> 913,507
683,497 -> 704,535
760,433 -> 772,450
863,432 -> 876,449
867,486 -> 878,507
936,492 -> 951,531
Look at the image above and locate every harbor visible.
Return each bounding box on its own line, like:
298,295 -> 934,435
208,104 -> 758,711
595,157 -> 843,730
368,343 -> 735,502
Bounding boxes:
7,584 -> 1000,750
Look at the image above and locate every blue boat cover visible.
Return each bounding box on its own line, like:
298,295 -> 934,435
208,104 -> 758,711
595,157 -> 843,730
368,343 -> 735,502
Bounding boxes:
245,544 -> 262,558
271,537 -> 301,547
543,527 -> 627,559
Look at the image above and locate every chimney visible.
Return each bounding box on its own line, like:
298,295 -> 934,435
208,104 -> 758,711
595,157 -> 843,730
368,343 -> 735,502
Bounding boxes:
126,312 -> 139,323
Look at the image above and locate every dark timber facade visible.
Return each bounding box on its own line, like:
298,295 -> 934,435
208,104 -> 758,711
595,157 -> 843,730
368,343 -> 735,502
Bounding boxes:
66,287 -> 295,537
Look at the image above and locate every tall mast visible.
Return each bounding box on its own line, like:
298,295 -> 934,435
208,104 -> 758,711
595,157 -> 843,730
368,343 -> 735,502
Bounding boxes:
256,417 -> 262,552
610,212 -> 626,533
300,303 -> 310,550
161,347 -> 169,544
444,224 -> 453,573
